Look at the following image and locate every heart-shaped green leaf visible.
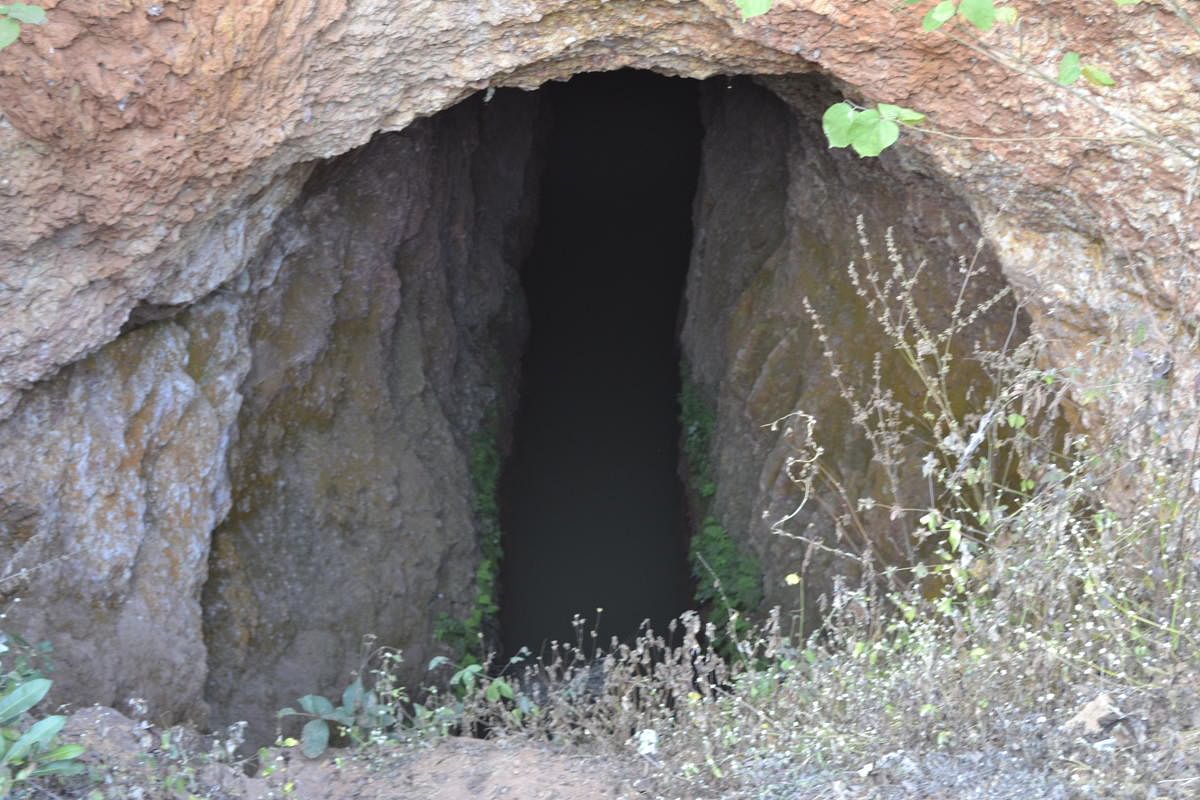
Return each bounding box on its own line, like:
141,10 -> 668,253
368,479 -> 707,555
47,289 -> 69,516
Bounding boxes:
1057,52 -> 1082,86
822,102 -> 856,148
3,4 -> 47,24
298,694 -> 335,717
300,719 -> 329,759
734,0 -> 772,20
0,17 -> 20,49
848,110 -> 900,157
923,0 -> 957,31
1081,64 -> 1115,86
959,0 -> 996,30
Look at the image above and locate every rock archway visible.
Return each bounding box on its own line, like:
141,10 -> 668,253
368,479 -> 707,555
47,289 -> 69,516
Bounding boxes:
0,0 -> 1195,736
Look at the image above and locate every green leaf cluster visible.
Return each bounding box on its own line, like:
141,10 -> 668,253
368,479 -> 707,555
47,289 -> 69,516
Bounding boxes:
278,678 -> 397,759
0,633 -> 85,794
910,0 -> 1015,33
0,4 -> 47,51
442,656 -> 531,724
904,1 -> 1121,92
679,375 -> 717,499
822,102 -> 925,158
278,650 -> 503,760
1056,51 -> 1116,88
690,516 -> 763,636
678,371 -> 763,640
733,0 -> 772,21
435,428 -> 505,662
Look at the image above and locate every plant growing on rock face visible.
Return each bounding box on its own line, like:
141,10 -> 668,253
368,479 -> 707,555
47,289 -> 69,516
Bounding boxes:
679,375 -> 717,500
679,372 -> 763,643
0,631 -> 85,794
0,4 -> 46,51
435,429 -> 505,662
737,0 -> 1198,163
690,516 -> 763,638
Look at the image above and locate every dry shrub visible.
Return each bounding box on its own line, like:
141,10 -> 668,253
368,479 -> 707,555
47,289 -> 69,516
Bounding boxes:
427,219 -> 1200,798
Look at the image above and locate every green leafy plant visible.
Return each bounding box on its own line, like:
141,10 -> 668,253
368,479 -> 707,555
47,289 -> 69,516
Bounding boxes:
431,654 -> 529,726
0,633 -> 84,794
912,0 -> 1009,33
444,660 -> 513,703
822,102 -> 926,158
679,371 -> 763,640
690,516 -> 763,637
279,648 -> 534,759
808,0 -> 1170,157
733,0 -> 772,21
1056,51 -> 1116,87
435,429 -> 505,661
679,375 -> 717,499
278,644 -> 407,758
0,4 -> 46,51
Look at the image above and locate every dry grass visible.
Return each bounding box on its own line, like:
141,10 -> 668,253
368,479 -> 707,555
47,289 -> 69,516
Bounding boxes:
429,219 -> 1200,798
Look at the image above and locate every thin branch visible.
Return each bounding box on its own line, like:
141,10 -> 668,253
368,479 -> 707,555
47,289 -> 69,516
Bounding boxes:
939,26 -> 1200,162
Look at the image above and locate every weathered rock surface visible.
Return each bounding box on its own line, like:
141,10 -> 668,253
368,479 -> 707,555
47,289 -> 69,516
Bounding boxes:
0,1 -> 1195,421
0,0 -> 1196,733
681,77 -> 1023,623
202,91 -> 541,741
0,90 -> 541,731
0,295 -> 249,720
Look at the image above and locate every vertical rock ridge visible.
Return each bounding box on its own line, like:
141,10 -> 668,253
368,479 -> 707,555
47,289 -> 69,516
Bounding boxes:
682,76 -> 1026,629
202,91 -> 543,742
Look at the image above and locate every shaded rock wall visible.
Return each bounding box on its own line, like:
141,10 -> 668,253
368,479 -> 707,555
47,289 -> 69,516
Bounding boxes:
0,90 -> 542,730
203,91 -> 542,740
681,77 -> 1024,625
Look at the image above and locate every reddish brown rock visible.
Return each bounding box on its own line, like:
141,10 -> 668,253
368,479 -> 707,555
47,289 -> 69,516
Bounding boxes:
681,76 -> 1024,627
0,0 -> 1195,731
0,1 -> 1195,418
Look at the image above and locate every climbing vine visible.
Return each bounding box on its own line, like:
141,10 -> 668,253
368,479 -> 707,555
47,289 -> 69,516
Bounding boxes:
434,429 -> 504,663
733,0 -> 1196,161
678,372 -> 763,639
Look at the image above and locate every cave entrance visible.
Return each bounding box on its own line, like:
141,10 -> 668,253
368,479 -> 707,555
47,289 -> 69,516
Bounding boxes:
500,71 -> 700,654
199,63 -> 1024,742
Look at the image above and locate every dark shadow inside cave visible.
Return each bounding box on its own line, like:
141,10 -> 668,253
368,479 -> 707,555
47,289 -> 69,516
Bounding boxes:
499,71 -> 701,655
194,60 -> 1029,748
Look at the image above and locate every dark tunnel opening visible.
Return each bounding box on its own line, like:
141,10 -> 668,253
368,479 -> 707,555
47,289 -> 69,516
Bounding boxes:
499,71 -> 702,655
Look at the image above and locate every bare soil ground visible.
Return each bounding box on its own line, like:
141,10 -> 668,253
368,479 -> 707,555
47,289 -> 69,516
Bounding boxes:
63,707 -> 641,800
277,737 -> 635,800
56,700 -> 1200,799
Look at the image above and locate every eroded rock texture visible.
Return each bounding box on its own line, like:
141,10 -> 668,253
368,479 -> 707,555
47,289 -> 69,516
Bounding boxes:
0,296 -> 250,720
0,0 -> 1195,729
681,77 -> 1024,626
202,92 -> 540,740
0,1 -> 1195,419
0,90 -> 541,730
